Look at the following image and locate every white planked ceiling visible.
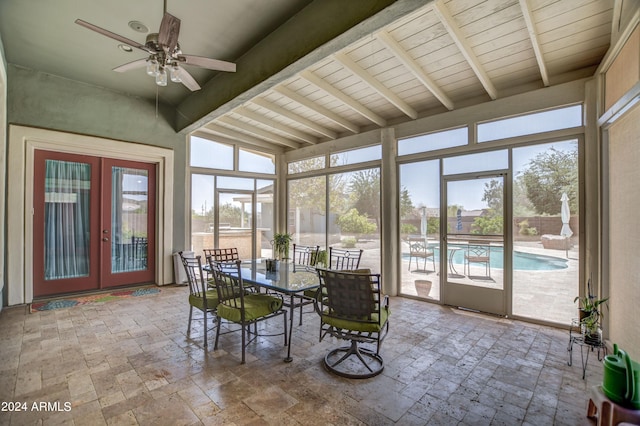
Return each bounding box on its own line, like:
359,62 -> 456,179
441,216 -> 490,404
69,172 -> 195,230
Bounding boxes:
198,0 -> 616,151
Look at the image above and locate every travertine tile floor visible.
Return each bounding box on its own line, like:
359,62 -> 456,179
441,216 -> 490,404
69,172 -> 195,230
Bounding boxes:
0,285 -> 604,425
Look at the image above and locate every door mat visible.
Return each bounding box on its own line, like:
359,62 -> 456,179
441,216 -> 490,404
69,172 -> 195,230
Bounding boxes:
30,287 -> 161,313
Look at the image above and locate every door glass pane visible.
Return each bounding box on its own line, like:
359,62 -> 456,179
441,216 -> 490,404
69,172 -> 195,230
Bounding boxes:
399,160 -> 440,300
111,167 -> 149,273
218,191 -> 254,259
44,159 -> 91,280
328,168 -> 380,272
512,141 -> 578,324
446,177 -> 504,290
257,180 -> 274,258
288,176 -> 327,250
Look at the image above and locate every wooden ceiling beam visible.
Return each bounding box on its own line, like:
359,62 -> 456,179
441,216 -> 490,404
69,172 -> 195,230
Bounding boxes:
432,0 -> 498,100
300,70 -> 387,127
274,86 -> 360,134
251,98 -> 338,139
217,116 -> 302,149
518,0 -> 550,86
234,107 -> 318,145
334,51 -> 418,119
200,125 -> 283,150
376,30 -> 454,111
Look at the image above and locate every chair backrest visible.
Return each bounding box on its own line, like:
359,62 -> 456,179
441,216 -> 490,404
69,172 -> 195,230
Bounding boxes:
317,269 -> 380,320
328,247 -> 363,270
210,259 -> 245,310
292,244 -> 320,267
179,252 -> 207,298
203,248 -> 240,263
408,238 -> 430,255
466,240 -> 490,258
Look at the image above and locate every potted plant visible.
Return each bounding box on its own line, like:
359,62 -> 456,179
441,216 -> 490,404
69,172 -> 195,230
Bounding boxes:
581,312 -> 602,344
574,276 -> 608,344
312,249 -> 328,268
271,233 -> 292,261
574,276 -> 608,320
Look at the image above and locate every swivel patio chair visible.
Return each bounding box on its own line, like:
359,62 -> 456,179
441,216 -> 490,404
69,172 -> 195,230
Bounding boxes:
314,268 -> 390,378
328,247 -> 363,270
407,237 -> 435,273
180,252 -> 219,348
210,259 -> 288,364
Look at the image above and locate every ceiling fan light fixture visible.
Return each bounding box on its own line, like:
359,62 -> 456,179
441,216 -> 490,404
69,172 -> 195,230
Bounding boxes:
156,67 -> 168,86
146,58 -> 159,76
170,64 -> 181,83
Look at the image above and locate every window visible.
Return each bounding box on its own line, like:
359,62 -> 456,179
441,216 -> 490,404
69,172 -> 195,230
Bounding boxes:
477,105 -> 582,142
330,145 -> 381,166
239,148 -> 275,174
443,150 -> 508,175
190,136 -> 233,170
398,127 -> 468,156
288,156 -> 325,174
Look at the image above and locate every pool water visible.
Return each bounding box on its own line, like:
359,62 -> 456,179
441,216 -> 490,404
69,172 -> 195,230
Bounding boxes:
407,246 -> 568,271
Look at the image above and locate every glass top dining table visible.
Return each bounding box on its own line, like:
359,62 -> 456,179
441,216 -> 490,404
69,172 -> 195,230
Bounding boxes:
214,259 -> 320,362
237,259 -> 320,295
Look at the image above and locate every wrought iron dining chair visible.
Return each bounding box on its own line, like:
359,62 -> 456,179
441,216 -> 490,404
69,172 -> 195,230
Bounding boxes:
328,247 -> 363,270
202,247 -> 245,288
292,244 -> 320,271
179,252 -> 219,348
210,259 -> 288,364
407,237 -> 435,273
464,240 -> 491,278
203,247 -> 239,263
314,268 -> 390,378
292,244 -> 320,325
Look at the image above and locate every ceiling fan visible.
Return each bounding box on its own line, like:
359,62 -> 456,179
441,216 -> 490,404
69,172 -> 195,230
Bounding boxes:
75,11 -> 236,91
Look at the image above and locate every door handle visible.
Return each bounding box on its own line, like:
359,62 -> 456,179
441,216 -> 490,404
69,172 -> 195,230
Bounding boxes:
102,237 -> 109,242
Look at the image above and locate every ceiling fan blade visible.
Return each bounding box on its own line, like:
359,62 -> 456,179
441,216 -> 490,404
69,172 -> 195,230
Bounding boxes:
158,12 -> 181,53
178,55 -> 237,72
75,19 -> 154,54
175,67 -> 201,91
113,58 -> 148,73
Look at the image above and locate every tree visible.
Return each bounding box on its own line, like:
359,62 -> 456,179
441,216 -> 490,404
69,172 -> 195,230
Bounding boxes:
520,147 -> 578,215
399,186 -> 414,220
335,208 -> 377,240
482,179 -> 503,213
348,169 -> 380,226
219,202 -> 244,227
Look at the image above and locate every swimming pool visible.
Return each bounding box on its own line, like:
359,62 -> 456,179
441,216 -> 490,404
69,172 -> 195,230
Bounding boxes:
405,245 -> 568,271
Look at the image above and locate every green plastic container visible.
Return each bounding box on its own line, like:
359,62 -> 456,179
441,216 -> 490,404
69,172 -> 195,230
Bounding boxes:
602,344 -> 640,409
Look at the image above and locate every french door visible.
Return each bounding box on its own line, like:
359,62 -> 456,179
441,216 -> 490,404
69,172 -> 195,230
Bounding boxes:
442,173 -> 506,316
33,150 -> 156,297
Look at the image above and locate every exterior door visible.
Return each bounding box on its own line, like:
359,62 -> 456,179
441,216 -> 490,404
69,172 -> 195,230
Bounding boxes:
215,190 -> 255,260
33,151 -> 156,297
442,174 -> 506,316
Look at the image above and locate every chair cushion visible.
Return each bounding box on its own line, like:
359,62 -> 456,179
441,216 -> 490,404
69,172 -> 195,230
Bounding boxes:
322,306 -> 390,333
217,294 -> 283,322
189,290 -> 219,310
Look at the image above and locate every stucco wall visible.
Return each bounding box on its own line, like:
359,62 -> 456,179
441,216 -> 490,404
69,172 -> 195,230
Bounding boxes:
608,102 -> 640,359
0,37 -> 7,311
6,65 -> 188,253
